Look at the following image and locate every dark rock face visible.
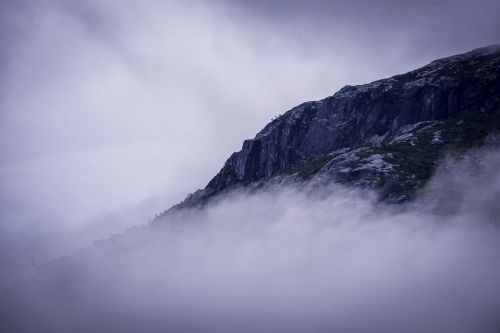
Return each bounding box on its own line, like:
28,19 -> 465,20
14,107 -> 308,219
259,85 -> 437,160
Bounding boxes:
167,45 -> 500,213
206,45 -> 500,194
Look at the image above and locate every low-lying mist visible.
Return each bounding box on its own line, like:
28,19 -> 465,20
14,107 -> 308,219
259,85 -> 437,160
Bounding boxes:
2,149 -> 500,333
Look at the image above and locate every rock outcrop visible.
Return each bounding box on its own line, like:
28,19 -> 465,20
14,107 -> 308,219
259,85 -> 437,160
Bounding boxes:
165,45 -> 500,213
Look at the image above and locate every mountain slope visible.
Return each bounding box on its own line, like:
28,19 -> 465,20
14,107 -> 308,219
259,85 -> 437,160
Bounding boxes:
3,46 -> 500,333
163,45 -> 500,214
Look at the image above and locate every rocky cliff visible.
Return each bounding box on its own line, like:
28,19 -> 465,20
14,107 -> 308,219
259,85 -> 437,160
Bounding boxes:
165,45 -> 500,213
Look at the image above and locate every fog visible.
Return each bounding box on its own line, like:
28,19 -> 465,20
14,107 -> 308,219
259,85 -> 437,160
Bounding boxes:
1,148 -> 500,333
1,0 -> 500,331
1,0 -> 500,291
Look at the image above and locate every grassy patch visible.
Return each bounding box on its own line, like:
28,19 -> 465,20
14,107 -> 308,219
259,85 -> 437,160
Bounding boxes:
296,156 -> 334,179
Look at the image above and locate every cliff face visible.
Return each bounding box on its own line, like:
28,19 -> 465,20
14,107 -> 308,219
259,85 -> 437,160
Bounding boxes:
169,45 -> 500,212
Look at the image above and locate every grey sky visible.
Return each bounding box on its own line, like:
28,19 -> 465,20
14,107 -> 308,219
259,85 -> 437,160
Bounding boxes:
0,0 -> 499,288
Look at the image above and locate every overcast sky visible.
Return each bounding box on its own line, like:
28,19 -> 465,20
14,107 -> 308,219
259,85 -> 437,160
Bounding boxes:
0,0 -> 499,287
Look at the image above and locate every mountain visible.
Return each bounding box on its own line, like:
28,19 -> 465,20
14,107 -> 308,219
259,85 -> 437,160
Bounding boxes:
2,45 -> 500,333
160,45 -> 500,215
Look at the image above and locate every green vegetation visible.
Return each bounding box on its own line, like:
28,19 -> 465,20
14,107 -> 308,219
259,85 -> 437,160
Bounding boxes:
355,148 -> 373,159
185,109 -> 500,209
297,156 -> 333,179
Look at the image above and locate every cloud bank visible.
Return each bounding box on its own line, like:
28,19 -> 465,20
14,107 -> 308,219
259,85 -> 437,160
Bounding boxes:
1,0 -> 499,291
2,148 -> 500,333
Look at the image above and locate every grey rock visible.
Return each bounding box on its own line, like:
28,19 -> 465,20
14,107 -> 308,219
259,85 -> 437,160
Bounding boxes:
207,46 -> 500,189
161,45 -> 500,216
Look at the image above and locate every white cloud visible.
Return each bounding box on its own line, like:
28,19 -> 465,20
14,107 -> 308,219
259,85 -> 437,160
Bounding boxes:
1,0 -> 499,313
2,149 -> 500,332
